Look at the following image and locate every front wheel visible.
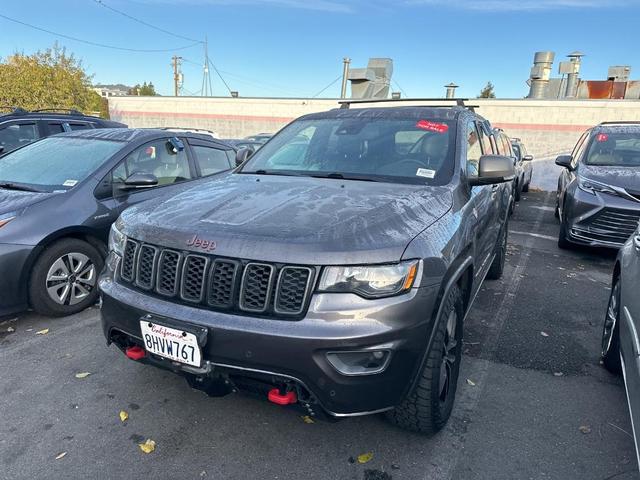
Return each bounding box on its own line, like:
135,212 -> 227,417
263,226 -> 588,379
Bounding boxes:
29,238 -> 103,317
602,278 -> 622,374
386,285 -> 463,434
487,220 -> 508,280
558,218 -> 572,250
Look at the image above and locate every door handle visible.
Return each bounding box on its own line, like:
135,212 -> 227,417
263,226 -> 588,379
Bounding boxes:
633,234 -> 640,250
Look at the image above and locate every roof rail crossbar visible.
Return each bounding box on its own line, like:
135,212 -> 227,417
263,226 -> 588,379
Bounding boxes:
31,108 -> 84,115
598,121 -> 640,125
338,97 -> 477,111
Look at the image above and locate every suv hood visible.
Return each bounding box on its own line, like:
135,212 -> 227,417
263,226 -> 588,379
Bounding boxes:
580,164 -> 640,192
122,174 -> 453,265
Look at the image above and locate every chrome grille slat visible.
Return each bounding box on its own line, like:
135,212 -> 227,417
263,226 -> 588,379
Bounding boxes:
118,240 -> 312,317
580,208 -> 640,246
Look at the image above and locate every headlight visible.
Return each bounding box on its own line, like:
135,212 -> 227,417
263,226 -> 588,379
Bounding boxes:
578,178 -> 617,196
0,211 -> 18,228
108,219 -> 127,256
318,260 -> 419,299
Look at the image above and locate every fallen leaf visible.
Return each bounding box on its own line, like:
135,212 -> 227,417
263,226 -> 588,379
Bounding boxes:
7,327 -> 15,332
579,425 -> 591,434
119,410 -> 129,422
540,331 -> 549,337
301,415 -> 314,424
55,452 -> 67,460
74,372 -> 91,379
553,372 -> 564,377
466,379 -> 476,386
357,452 -> 373,464
138,439 -> 156,454
35,328 -> 49,335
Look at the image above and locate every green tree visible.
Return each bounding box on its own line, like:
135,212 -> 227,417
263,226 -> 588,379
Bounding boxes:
478,81 -> 496,99
128,82 -> 157,96
0,43 -> 107,117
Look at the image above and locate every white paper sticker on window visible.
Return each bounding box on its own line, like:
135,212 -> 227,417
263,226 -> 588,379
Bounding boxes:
63,179 -> 78,187
416,168 -> 436,179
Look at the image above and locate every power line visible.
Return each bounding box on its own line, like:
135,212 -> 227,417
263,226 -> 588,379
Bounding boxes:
0,12 -> 201,53
311,75 -> 342,98
393,79 -> 408,97
92,0 -> 203,44
208,58 -> 233,95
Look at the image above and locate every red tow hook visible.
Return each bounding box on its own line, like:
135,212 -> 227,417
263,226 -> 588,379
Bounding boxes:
268,388 -> 297,405
125,345 -> 146,361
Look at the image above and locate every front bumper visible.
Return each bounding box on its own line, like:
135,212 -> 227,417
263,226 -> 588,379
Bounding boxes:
564,186 -> 640,248
0,243 -> 35,316
99,272 -> 439,417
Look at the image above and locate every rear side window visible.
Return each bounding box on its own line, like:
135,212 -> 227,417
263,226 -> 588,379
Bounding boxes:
0,123 -> 38,154
192,145 -> 232,176
69,123 -> 92,131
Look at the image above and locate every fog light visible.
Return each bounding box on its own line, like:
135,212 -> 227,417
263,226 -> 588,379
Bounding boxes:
326,350 -> 391,376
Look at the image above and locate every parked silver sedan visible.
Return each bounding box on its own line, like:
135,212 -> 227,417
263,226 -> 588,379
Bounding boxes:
602,224 -> 640,466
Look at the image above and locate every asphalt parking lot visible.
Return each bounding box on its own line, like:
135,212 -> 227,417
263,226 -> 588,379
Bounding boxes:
0,190 -> 638,480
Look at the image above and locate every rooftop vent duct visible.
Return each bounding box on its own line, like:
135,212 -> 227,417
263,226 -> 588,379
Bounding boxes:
608,66 -> 631,82
348,58 -> 393,99
527,51 -> 555,99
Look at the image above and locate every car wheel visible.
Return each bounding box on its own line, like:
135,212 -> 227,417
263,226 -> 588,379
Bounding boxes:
557,218 -> 572,250
487,220 -> 508,280
514,182 -> 521,202
522,181 -> 529,193
386,285 -> 463,434
602,277 -> 622,374
554,202 -> 560,219
29,238 -> 103,317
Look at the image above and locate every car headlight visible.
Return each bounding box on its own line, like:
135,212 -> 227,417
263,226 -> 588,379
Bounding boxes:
318,260 -> 419,299
0,212 -> 16,228
108,219 -> 127,256
578,178 -> 618,196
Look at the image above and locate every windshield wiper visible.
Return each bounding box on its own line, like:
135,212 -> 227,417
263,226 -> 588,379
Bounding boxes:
0,182 -> 44,193
240,169 -> 303,177
310,172 -> 379,182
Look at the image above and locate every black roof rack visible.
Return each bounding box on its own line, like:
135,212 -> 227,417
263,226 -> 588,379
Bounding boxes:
0,106 -> 28,116
338,97 -> 478,112
598,121 -> 640,126
31,108 -> 85,115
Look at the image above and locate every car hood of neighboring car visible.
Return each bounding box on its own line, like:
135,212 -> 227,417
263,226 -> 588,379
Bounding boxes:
580,164 -> 640,192
121,173 -> 453,265
0,188 -> 57,216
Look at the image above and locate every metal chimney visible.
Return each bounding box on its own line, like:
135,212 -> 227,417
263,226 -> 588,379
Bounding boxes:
348,58 -> 393,99
527,51 -> 555,99
564,51 -> 584,98
445,82 -> 459,99
340,57 -> 351,99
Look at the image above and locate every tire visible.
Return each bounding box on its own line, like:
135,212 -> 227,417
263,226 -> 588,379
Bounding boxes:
602,277 -> 622,374
554,202 -> 560,219
487,220 -> 508,280
29,238 -> 103,317
514,182 -> 521,202
522,181 -> 529,193
557,218 -> 572,250
386,285 -> 464,434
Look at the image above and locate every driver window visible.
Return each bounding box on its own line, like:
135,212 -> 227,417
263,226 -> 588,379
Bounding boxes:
466,122 -> 482,178
112,139 -> 192,187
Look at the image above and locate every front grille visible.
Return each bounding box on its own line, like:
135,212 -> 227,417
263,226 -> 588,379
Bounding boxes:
581,208 -> 640,245
118,240 -> 315,318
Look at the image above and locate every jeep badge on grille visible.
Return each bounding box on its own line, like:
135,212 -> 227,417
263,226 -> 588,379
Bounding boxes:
186,234 -> 216,252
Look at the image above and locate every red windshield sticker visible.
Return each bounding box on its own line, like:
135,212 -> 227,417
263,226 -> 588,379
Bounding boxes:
416,120 -> 449,133
596,133 -> 609,142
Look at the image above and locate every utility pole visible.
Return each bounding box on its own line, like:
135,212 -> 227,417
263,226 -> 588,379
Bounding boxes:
172,55 -> 183,96
340,57 -> 351,98
201,37 -> 213,97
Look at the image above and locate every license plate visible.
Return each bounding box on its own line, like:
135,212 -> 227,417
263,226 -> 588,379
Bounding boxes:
140,320 -> 202,367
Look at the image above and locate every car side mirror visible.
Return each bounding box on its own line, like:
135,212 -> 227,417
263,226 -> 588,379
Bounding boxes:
469,155 -> 516,186
235,147 -> 254,166
0,146 -> 4,155
523,154 -> 534,161
120,172 -> 159,190
555,155 -> 573,170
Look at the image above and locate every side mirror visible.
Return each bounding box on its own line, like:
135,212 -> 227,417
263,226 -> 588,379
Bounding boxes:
469,155 -> 516,186
523,154 -> 534,161
555,155 -> 573,170
235,147 -> 254,166
120,172 -> 158,190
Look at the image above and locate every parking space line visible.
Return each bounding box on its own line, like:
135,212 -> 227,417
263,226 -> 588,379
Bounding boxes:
510,230 -> 557,242
431,192 -> 552,480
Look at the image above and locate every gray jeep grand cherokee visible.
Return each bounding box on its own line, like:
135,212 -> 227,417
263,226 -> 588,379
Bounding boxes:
99,102 -> 514,433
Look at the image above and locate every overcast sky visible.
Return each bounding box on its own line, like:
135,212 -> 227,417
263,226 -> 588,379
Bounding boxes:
1,0 -> 639,98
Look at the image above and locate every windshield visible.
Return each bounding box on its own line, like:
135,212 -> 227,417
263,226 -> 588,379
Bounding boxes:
584,132 -> 640,167
0,136 -> 124,192
239,116 -> 456,185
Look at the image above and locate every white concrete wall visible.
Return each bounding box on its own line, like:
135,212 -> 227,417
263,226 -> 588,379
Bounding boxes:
109,96 -> 640,190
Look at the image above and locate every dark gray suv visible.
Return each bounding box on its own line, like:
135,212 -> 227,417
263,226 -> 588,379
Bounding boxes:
99,103 -> 515,434
556,122 -> 640,248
